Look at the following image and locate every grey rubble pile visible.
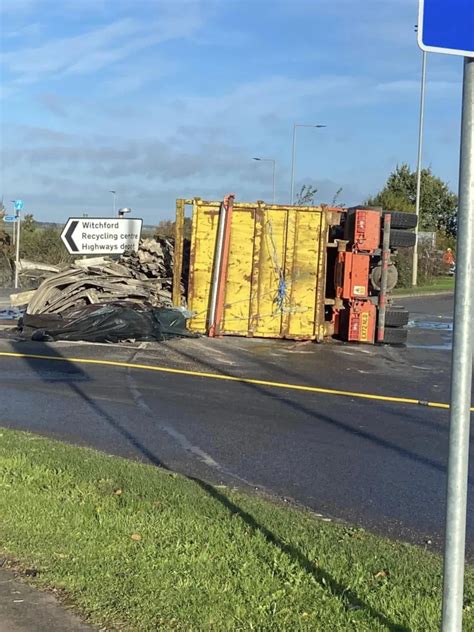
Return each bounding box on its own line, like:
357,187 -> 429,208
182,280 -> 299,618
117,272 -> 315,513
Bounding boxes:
23,238 -> 182,316
120,237 -> 174,280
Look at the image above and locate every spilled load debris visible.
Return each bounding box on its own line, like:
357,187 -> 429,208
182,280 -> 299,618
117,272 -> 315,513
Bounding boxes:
15,238 -> 193,343
17,259 -> 61,289
21,303 -> 195,343
25,237 -> 180,315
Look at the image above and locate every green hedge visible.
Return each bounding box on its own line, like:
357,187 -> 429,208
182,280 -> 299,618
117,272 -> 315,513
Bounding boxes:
395,240 -> 447,288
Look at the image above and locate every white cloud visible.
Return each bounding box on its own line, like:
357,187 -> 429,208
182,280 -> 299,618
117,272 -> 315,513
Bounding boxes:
2,19 -> 144,83
1,6 -> 204,86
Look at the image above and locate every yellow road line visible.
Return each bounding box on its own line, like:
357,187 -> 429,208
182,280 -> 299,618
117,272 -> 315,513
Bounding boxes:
0,351 -> 472,412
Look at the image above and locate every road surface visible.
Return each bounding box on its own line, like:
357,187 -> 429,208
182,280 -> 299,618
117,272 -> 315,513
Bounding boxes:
0,293 -> 472,555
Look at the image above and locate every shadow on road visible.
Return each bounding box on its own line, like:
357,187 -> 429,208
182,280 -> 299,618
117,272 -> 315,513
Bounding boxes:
6,340 -> 409,632
7,341 -> 168,468
167,342 -> 474,486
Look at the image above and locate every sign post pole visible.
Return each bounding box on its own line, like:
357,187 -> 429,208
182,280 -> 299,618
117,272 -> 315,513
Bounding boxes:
13,201 -> 24,289
14,211 -> 21,289
441,55 -> 474,632
418,3 -> 474,628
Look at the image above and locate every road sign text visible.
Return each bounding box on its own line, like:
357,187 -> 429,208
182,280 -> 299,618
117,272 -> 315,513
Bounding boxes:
61,217 -> 143,255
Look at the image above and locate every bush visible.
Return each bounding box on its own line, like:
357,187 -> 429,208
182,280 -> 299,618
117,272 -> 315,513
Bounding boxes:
0,253 -> 13,287
155,217 -> 192,241
394,239 -> 445,288
20,227 -> 74,266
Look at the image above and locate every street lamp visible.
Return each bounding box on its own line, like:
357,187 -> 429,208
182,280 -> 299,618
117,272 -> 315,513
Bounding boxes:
413,26 -> 427,287
290,124 -> 326,205
109,190 -> 117,216
253,157 -> 276,204
118,207 -> 131,218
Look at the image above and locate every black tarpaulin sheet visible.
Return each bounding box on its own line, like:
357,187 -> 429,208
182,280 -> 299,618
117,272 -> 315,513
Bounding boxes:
21,303 -> 196,343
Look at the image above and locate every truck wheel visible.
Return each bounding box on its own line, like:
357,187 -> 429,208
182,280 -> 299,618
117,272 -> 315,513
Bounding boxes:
385,308 -> 409,327
389,229 -> 416,248
370,263 -> 398,291
383,211 -> 417,229
380,327 -> 408,345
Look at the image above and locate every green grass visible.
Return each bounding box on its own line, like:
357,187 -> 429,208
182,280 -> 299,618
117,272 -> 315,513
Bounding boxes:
0,428 -> 472,631
394,276 -> 455,296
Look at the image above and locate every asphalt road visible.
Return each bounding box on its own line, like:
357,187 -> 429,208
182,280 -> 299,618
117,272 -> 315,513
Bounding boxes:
0,293 -> 473,556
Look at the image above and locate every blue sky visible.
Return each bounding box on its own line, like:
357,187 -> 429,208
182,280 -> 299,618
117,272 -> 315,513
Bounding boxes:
0,0 -> 465,224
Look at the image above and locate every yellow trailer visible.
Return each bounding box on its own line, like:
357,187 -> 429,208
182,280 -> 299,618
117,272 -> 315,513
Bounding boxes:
173,197 -> 341,341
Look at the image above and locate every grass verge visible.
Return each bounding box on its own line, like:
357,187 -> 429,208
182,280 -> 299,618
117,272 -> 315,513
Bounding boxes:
0,428 -> 472,631
394,276 -> 455,296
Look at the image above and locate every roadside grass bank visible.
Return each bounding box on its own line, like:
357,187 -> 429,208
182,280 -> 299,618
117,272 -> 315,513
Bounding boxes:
394,276 -> 455,296
0,429 -> 472,632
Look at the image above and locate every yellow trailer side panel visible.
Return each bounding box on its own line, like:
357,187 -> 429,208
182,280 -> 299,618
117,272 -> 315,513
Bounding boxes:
187,201 -> 219,332
186,200 -> 328,340
221,208 -> 255,335
284,209 -> 325,339
249,208 -> 287,337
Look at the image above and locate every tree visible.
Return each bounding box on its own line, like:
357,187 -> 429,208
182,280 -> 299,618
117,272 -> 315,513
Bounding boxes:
22,213 -> 37,233
295,184 -> 345,207
155,217 -> 192,240
331,187 -> 344,207
295,185 -> 318,206
367,163 -> 458,235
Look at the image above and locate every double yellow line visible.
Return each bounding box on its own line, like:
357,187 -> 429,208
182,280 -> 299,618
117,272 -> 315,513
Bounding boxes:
0,351 -> 472,412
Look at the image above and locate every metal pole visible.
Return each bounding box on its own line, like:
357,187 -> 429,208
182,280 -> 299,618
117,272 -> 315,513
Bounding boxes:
290,124 -> 296,205
441,56 -> 474,632
10,201 -> 16,247
413,50 -> 427,287
208,200 -> 227,336
14,211 -> 21,289
272,160 -> 276,204
110,190 -> 116,217
212,194 -> 234,335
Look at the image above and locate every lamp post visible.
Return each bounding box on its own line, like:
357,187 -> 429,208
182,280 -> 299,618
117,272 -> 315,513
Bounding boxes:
253,157 -> 276,204
118,207 -> 131,218
290,124 -> 326,205
109,190 -> 117,217
413,45 -> 427,287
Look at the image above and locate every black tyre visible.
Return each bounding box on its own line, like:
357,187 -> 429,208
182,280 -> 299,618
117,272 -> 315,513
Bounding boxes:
385,308 -> 409,327
370,263 -> 398,292
383,211 -> 417,229
389,229 -> 416,248
379,326 -> 408,345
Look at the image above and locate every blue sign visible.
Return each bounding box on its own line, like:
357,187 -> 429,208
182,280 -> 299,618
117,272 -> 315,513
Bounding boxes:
13,200 -> 24,211
3,215 -> 17,223
418,0 -> 474,57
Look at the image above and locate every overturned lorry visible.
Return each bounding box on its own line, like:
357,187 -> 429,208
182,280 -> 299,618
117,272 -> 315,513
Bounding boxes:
173,197 -> 416,345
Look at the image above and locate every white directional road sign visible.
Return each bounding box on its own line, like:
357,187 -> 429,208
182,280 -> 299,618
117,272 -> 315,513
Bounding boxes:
418,0 -> 474,57
61,217 -> 143,255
